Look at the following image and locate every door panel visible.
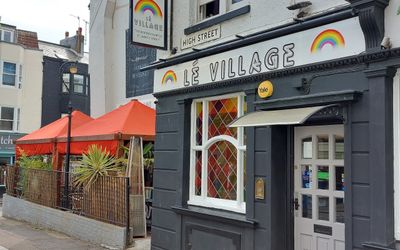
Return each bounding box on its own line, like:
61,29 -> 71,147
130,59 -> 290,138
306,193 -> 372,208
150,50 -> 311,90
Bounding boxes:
294,125 -> 345,250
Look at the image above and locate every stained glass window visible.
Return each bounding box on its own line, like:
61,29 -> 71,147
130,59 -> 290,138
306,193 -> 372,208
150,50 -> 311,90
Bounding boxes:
196,102 -> 203,145
207,141 -> 237,200
195,151 -> 202,196
190,94 -> 246,212
208,97 -> 238,139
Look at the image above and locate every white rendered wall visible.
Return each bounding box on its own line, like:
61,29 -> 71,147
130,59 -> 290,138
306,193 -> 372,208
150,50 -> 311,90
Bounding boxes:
394,68 -> 400,241
159,0 -> 349,59
90,0 -> 155,117
385,0 -> 400,48
0,42 -> 43,134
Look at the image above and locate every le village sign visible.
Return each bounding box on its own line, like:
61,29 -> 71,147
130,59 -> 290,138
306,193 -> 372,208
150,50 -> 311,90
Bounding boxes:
154,17 -> 365,93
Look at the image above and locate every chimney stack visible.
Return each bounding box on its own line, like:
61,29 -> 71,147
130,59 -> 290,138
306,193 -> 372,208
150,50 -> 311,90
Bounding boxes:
60,27 -> 84,55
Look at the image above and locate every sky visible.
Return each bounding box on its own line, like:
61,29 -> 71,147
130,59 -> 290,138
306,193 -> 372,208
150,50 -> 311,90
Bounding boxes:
0,0 -> 90,51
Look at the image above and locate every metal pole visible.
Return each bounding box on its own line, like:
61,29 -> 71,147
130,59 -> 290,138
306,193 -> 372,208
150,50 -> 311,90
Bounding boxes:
59,60 -> 77,209
63,101 -> 72,209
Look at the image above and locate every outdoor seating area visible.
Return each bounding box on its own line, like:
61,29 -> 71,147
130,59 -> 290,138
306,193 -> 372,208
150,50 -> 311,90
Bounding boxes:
4,100 -> 155,244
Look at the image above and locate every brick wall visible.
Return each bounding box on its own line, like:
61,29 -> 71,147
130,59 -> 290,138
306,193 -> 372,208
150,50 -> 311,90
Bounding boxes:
16,30 -> 39,49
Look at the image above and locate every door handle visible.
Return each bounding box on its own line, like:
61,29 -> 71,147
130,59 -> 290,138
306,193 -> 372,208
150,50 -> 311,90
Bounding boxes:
294,198 -> 300,210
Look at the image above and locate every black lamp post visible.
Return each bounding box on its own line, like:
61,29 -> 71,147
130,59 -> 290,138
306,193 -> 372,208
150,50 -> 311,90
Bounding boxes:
59,60 -> 78,209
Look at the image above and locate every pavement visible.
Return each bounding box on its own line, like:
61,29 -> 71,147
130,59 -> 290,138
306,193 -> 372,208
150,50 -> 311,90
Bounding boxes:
0,196 -> 151,250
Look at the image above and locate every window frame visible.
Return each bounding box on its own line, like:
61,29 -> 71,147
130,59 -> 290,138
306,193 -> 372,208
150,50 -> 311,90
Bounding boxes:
0,106 -> 16,132
0,28 -> 15,43
1,61 -> 17,87
73,74 -> 85,94
62,73 -> 89,96
197,0 -> 248,22
188,93 -> 246,213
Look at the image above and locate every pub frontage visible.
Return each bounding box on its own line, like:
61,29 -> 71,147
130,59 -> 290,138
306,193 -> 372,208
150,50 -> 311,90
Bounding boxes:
148,1 -> 400,249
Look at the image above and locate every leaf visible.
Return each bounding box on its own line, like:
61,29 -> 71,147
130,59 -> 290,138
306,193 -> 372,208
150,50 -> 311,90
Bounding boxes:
73,145 -> 123,190
398,5 -> 400,15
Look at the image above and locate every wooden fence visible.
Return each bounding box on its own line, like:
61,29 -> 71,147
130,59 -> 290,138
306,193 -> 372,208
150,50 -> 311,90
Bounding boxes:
0,166 -> 6,186
82,176 -> 128,226
5,166 -> 129,227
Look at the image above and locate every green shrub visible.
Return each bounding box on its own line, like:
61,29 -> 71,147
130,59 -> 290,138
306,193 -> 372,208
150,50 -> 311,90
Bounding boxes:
73,145 -> 123,190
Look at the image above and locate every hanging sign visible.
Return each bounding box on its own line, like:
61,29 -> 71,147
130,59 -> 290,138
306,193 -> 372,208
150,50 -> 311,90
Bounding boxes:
130,0 -> 168,50
154,17 -> 365,93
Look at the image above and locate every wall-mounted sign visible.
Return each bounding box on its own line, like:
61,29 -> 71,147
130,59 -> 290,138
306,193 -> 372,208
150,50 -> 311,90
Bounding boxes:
258,80 -> 274,99
126,30 -> 156,97
181,25 -> 221,50
0,133 -> 24,152
130,0 -> 167,50
154,17 -> 365,93
255,177 -> 265,200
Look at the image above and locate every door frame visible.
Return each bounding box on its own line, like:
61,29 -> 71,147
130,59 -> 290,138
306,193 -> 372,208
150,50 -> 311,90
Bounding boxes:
285,111 -> 351,250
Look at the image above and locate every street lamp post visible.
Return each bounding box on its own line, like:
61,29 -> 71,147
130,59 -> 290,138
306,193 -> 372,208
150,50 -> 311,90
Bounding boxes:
59,60 -> 78,209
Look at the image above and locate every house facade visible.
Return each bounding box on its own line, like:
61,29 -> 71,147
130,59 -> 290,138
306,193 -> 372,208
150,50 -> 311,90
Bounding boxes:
0,24 -> 43,166
0,23 -> 90,167
89,0 -> 156,118
39,29 -> 90,127
148,0 -> 400,249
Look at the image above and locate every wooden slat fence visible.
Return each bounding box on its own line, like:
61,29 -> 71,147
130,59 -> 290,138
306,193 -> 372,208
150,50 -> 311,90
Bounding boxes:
82,176 -> 128,227
5,166 -> 17,196
0,166 -> 5,186
23,168 -> 59,208
5,167 -> 129,227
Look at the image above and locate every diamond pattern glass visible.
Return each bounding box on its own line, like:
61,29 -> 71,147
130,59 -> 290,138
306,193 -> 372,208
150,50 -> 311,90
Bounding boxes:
196,102 -> 203,145
208,97 -> 238,139
207,141 -> 237,200
195,151 -> 202,195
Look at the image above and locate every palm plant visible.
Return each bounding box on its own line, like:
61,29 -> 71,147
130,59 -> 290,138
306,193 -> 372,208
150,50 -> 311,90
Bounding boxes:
143,142 -> 154,170
73,145 -> 122,190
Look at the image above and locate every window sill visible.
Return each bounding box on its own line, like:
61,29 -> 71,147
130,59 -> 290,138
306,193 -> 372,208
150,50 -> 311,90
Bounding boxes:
1,84 -> 17,89
171,205 -> 257,228
184,5 -> 250,35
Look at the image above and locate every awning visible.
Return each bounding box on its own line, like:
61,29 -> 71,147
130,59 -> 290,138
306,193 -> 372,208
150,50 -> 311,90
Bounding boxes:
229,105 -> 329,127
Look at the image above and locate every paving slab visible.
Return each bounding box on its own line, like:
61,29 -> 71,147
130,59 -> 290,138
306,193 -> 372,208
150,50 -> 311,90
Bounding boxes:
0,198 -> 151,250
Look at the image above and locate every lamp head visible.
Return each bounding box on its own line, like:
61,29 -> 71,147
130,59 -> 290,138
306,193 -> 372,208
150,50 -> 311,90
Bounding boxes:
69,63 -> 78,74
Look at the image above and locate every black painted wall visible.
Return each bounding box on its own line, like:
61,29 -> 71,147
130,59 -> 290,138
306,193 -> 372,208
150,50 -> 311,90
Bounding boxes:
126,30 -> 156,98
152,57 -> 398,249
41,56 -> 90,126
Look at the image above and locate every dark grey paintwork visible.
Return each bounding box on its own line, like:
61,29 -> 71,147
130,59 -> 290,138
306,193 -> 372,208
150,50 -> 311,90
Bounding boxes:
150,1 -> 399,249
41,56 -> 90,126
151,59 -> 399,250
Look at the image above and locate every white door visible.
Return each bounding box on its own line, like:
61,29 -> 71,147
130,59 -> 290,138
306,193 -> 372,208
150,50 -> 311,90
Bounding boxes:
294,125 -> 345,250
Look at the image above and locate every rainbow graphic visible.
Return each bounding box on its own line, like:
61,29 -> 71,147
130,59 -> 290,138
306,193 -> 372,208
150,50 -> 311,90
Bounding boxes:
134,0 -> 163,17
310,29 -> 345,53
161,70 -> 177,85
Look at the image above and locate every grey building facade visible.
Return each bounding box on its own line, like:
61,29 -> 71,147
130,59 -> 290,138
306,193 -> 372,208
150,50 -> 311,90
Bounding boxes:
148,0 -> 400,249
39,39 -> 90,127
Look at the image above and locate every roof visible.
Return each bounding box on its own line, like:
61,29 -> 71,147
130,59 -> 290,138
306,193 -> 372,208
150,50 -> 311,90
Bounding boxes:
17,111 -> 93,144
38,40 -> 88,64
57,100 -> 156,141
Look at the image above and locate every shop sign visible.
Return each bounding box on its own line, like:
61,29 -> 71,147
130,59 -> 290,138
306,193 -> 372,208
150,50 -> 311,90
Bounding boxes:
0,133 -> 23,152
154,17 -> 365,93
130,0 -> 167,50
258,80 -> 274,99
181,25 -> 221,50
